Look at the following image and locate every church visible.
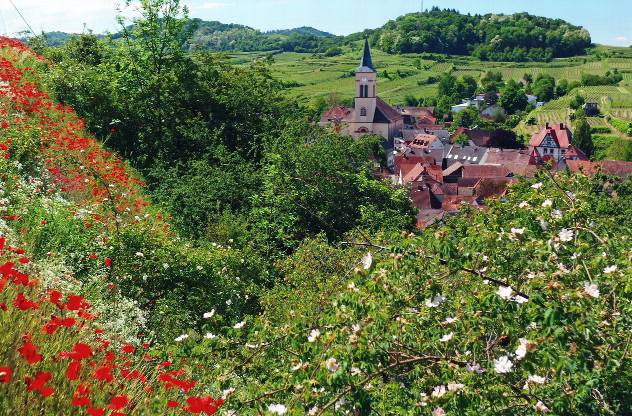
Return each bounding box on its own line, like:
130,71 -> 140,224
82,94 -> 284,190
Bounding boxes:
319,39 -> 403,140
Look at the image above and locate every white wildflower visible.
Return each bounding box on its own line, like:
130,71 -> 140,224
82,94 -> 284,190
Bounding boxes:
531,182 -> 543,189
268,404 -> 287,415
558,263 -> 570,273
308,407 -> 320,415
442,317 -> 458,325
431,385 -> 447,398
351,323 -> 361,333
135,252 -> 144,257
174,334 -> 189,342
350,367 -> 362,376
493,356 -> 513,373
542,199 -> 553,207
203,309 -> 215,319
511,227 -> 525,236
583,282 -> 600,298
361,252 -> 372,270
558,228 -> 574,242
233,321 -> 246,329
440,332 -> 454,342
518,201 -> 530,208
226,299 -> 233,306
496,286 -> 513,300
307,328 -> 321,343
604,265 -> 618,274
325,357 -> 339,372
425,294 -> 445,308
204,332 -> 216,340
347,281 -> 359,292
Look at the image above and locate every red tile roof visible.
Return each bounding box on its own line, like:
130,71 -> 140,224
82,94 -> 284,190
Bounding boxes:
462,164 -> 510,178
566,160 -> 632,177
321,106 -> 352,123
529,123 -> 572,149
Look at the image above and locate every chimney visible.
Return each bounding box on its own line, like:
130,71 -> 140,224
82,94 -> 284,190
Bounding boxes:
545,122 -> 549,129
560,123 -> 564,130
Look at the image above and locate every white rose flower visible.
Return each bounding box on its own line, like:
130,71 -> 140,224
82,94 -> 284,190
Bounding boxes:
440,332 -> 454,342
558,228 -> 574,242
307,328 -> 320,343
425,294 -> 445,308
496,286 -> 513,300
583,282 -> 600,298
325,357 -> 339,372
493,356 -> 513,373
361,252 -> 372,270
447,382 -> 464,392
268,403 -> 287,415
432,407 -> 446,416
515,338 -> 529,360
431,385 -> 447,398
534,401 -> 550,413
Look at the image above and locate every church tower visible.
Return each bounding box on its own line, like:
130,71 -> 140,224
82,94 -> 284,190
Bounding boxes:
354,38 -> 377,124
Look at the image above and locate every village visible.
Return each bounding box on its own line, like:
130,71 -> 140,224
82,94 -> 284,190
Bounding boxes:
320,40 -> 632,228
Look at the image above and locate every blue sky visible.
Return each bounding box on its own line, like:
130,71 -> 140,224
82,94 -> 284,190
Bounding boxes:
0,0 -> 630,46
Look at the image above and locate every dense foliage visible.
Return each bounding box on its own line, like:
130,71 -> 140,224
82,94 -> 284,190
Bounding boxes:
175,174 -> 632,415
376,8 -> 591,61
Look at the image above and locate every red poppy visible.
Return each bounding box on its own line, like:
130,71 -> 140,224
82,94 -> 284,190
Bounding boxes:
66,360 -> 82,380
104,257 -> 112,267
109,395 -> 129,410
0,367 -> 11,383
13,293 -> 39,310
87,408 -> 105,416
93,364 -> 114,382
72,383 -> 91,407
18,341 -> 43,364
167,400 -> 180,408
25,371 -> 54,397
121,344 -> 135,354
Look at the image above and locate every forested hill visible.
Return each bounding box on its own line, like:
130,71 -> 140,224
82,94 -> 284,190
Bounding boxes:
371,8 -> 592,61
34,8 -> 592,61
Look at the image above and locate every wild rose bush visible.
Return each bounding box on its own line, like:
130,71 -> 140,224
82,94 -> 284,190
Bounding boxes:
177,173 -> 631,415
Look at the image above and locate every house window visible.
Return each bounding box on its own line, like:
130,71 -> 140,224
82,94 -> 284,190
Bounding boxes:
360,107 -> 367,117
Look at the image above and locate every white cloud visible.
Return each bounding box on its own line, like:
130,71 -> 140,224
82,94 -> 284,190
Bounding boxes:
614,35 -> 629,43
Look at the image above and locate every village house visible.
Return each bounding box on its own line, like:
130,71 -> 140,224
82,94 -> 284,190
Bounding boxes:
319,39 -> 403,141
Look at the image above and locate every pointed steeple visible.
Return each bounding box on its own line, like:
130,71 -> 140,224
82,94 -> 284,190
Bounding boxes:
357,38 -> 376,73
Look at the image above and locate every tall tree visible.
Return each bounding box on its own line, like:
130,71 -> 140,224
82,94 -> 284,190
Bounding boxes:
573,117 -> 594,158
499,79 -> 527,114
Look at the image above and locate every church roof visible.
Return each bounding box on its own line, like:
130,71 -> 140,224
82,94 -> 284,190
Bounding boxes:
357,38 -> 376,73
374,97 -> 403,123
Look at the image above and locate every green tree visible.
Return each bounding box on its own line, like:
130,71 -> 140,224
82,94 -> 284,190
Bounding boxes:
454,107 -> 479,128
499,79 -> 528,114
573,116 -> 595,158
533,74 -> 556,102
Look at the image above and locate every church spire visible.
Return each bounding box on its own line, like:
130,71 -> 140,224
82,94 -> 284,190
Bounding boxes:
358,38 -> 376,73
